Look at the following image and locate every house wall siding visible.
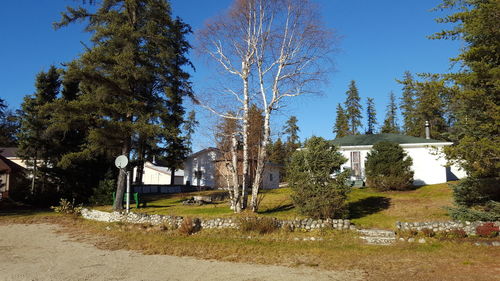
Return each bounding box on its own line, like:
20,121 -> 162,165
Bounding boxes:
339,144 -> 466,185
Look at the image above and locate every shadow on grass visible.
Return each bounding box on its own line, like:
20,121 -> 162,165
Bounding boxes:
0,207 -> 51,217
258,203 -> 295,215
348,196 -> 391,219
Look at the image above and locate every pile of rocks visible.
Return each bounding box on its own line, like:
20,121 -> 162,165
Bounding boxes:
395,220 -> 500,236
80,208 -> 356,231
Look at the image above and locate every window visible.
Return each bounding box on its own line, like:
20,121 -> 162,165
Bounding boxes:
269,173 -> 273,182
350,151 -> 361,179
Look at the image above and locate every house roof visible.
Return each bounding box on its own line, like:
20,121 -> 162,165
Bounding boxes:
331,134 -> 449,146
0,155 -> 24,173
186,147 -> 219,159
144,162 -> 184,177
0,147 -> 19,158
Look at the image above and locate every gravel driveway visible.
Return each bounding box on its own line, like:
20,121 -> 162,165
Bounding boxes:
0,224 -> 364,281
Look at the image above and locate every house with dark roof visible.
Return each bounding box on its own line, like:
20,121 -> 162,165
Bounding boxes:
0,155 -> 25,199
331,134 -> 466,185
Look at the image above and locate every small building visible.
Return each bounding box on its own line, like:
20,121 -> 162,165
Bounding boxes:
0,147 -> 27,169
0,155 -> 25,199
331,134 -> 467,186
183,148 -> 280,190
132,161 -> 184,185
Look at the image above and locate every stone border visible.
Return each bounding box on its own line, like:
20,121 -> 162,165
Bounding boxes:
395,220 -> 500,236
80,208 -> 356,231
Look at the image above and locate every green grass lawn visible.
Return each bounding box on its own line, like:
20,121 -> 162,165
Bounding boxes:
96,182 -> 456,229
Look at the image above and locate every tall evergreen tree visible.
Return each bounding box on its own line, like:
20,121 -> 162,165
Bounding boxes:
0,99 -> 18,147
333,103 -> 349,138
283,116 -> 300,145
182,110 -> 198,154
344,80 -> 362,135
365,97 -> 377,134
55,0 -> 192,210
268,137 -> 286,181
432,0 -> 499,178
381,91 -> 400,133
398,71 -> 418,135
17,66 -> 61,197
412,79 -> 448,139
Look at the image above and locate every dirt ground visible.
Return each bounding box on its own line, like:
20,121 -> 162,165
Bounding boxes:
0,224 -> 365,281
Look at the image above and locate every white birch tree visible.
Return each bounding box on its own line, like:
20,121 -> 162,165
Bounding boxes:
198,0 -> 333,212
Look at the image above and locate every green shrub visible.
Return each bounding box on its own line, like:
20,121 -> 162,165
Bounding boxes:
365,141 -> 414,191
89,179 -> 115,206
51,198 -> 82,214
448,201 -> 500,221
451,177 -> 499,208
288,136 -> 350,219
239,217 -> 279,234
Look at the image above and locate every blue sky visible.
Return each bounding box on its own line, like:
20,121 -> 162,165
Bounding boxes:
0,0 -> 461,151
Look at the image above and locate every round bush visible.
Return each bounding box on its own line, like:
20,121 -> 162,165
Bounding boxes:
365,141 -> 414,191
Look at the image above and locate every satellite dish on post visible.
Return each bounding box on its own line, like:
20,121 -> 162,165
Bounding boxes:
114,155 -> 129,169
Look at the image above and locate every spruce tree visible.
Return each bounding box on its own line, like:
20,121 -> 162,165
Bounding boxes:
365,98 -> 377,134
283,116 -> 300,145
412,79 -> 448,139
333,103 -> 349,138
432,0 -> 499,220
381,91 -> 400,134
17,66 -> 61,197
344,80 -> 362,135
432,0 -> 499,178
182,110 -> 198,154
398,71 -> 418,135
0,99 -> 18,147
55,0 -> 192,210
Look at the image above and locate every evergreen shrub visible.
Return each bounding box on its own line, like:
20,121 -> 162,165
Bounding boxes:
365,141 -> 414,191
288,136 -> 350,219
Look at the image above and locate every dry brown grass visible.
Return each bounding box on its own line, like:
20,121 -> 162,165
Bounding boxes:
1,212 -> 498,281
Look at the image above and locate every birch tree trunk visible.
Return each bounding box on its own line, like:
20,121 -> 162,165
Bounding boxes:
231,133 -> 241,212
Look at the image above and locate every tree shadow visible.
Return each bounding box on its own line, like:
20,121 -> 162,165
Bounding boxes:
259,203 -> 295,215
348,196 -> 391,219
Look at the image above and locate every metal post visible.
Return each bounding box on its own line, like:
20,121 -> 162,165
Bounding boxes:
126,170 -> 130,213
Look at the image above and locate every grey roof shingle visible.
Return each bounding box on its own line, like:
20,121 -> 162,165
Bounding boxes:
331,134 -> 449,146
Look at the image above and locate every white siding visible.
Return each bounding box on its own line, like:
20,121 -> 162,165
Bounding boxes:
184,150 -> 218,187
339,143 -> 466,185
262,165 -> 280,189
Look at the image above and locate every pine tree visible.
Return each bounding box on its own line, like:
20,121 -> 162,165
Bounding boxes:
283,116 -> 300,145
381,91 -> 399,133
267,138 -> 287,181
333,103 -> 349,138
412,78 -> 448,139
365,98 -> 377,134
344,80 -> 362,135
432,0 -> 499,178
55,0 -> 193,210
183,110 -> 198,154
17,66 -> 61,197
398,71 -> 418,135
0,99 -> 18,147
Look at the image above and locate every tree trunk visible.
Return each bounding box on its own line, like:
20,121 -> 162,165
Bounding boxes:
113,139 -> 130,211
250,111 -> 270,212
231,133 -> 241,212
134,141 -> 144,184
31,154 -> 37,195
241,76 -> 249,210
170,167 -> 175,185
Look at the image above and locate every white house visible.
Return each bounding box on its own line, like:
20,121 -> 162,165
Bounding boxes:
183,148 -> 280,189
331,134 -> 467,186
133,161 -> 184,185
